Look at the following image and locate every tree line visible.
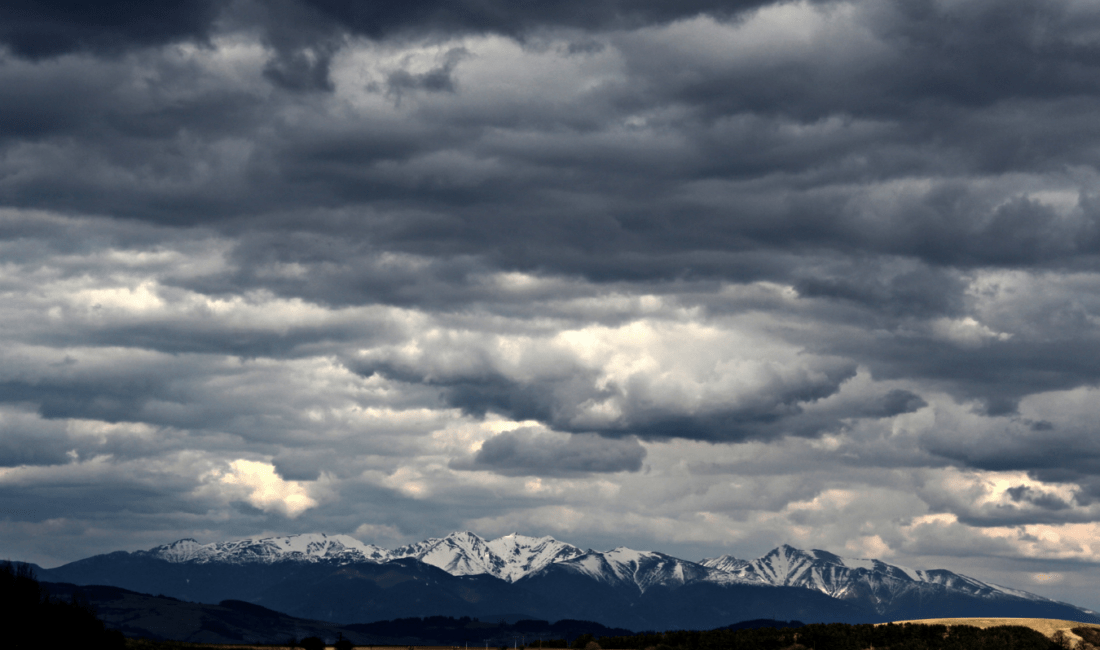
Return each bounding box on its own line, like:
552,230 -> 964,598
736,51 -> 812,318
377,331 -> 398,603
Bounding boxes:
588,622 -> 1086,650
1,560 -> 125,650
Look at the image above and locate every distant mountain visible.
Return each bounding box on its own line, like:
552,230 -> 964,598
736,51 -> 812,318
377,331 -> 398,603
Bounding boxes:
700,544 -> 1094,621
543,547 -> 754,592
136,531 -> 583,583
141,533 -> 389,565
34,531 -> 1100,631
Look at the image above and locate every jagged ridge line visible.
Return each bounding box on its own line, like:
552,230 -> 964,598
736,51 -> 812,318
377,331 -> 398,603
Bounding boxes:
138,530 -> 1084,612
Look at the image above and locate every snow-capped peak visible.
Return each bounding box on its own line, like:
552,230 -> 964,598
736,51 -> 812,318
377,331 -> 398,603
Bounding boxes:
390,531 -> 583,582
548,546 -> 749,593
485,533 -> 584,582
147,538 -> 209,563
390,531 -> 503,578
142,533 -> 390,565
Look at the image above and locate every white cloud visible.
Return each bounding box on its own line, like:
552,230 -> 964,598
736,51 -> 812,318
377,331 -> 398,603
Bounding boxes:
930,316 -> 1012,347
214,459 -> 319,517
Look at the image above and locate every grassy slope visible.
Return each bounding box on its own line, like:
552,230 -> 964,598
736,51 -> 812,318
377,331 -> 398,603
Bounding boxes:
886,618 -> 1100,642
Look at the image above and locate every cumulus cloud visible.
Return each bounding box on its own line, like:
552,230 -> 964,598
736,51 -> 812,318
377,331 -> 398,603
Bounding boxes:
213,459 -> 320,517
355,317 -> 862,442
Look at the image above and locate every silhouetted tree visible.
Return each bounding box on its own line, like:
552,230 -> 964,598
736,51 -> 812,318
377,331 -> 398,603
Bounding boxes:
1075,628 -> 1100,650
300,635 -> 326,650
0,561 -> 125,650
592,622 -> 1065,650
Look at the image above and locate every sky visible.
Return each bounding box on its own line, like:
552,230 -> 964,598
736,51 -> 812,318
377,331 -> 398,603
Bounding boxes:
4,0 -> 1100,611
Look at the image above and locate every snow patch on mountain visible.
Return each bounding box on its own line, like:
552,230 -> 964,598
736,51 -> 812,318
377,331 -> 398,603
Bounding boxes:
140,530 -> 581,582
485,532 -> 585,582
547,546 -> 756,593
391,531 -> 504,577
391,531 -> 583,582
141,533 -> 389,565
700,554 -> 751,574
700,544 -> 1057,613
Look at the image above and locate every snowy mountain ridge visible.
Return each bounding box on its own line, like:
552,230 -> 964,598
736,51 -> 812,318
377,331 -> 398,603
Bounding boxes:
143,530 -> 584,583
485,532 -> 588,582
548,546 -> 760,593
699,543 -> 1063,614
43,531 -> 1100,628
141,533 -> 390,565
137,531 -> 1081,611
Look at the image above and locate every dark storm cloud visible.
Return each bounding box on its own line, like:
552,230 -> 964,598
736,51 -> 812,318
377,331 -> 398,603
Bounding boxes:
0,345 -> 375,448
0,0 -> 779,91
0,411 -> 81,467
384,47 -> 468,99
272,449 -> 338,481
868,0 -> 1100,109
357,349 -> 924,444
297,0 -> 776,40
903,395 -> 1100,516
793,259 -> 971,320
1006,485 -> 1073,512
450,428 -> 645,476
860,389 -> 927,419
1,0 -> 1098,280
619,0 -> 1100,122
845,337 -> 1100,416
251,0 -> 346,92
175,237 -> 511,311
263,44 -> 339,92
0,1 -> 221,59
355,352 -> 861,443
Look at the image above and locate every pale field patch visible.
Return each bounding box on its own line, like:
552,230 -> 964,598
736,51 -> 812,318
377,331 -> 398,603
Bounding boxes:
884,618 -> 1100,643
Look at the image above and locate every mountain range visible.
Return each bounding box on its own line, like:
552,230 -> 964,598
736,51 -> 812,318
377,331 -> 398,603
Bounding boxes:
33,531 -> 1100,633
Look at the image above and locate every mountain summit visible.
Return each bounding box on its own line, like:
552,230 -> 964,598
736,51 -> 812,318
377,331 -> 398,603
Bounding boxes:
389,530 -> 585,581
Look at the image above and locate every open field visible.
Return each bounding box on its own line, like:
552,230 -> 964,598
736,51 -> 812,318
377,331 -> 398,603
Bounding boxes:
885,618 -> 1100,642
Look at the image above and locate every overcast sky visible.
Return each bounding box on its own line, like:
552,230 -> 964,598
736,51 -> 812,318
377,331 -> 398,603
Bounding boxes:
5,0 -> 1100,610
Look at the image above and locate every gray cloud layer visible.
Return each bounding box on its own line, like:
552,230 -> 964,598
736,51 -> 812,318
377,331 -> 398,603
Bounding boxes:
5,0 -> 1100,612
450,428 -> 646,476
